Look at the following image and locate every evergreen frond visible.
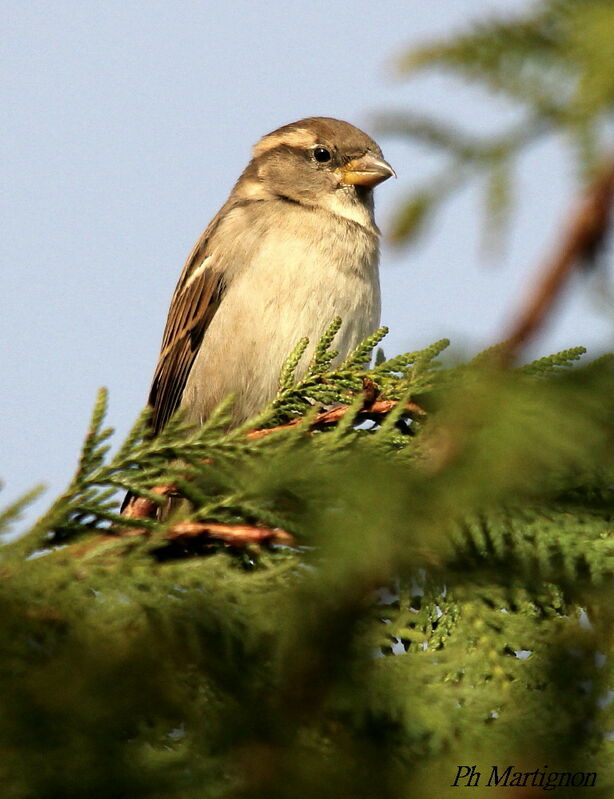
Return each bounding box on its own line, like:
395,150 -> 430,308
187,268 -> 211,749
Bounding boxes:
0,327 -> 611,796
520,346 -> 587,374
0,485 -> 45,537
386,0 -> 614,244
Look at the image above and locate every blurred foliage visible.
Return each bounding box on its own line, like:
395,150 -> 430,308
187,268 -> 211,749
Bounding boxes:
1,321 -> 613,798
381,0 -> 614,245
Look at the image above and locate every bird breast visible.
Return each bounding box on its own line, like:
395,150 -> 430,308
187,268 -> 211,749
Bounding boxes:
181,200 -> 381,425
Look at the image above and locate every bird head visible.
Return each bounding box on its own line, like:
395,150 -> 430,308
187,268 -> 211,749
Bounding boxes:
235,117 -> 395,220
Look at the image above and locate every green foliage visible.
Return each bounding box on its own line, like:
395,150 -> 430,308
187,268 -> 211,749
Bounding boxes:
383,0 -> 614,244
0,484 -> 44,537
0,322 -> 612,798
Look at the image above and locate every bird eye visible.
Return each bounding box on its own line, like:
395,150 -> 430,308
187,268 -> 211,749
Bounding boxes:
313,146 -> 332,163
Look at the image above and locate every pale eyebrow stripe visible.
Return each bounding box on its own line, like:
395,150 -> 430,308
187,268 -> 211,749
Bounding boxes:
252,129 -> 317,158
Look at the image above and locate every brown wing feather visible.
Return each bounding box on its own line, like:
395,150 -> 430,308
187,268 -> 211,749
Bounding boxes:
148,207 -> 229,435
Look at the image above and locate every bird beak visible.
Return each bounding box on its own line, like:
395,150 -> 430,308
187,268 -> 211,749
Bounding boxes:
337,154 -> 396,188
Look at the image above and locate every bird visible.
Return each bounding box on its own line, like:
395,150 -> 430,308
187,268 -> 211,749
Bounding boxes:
145,117 -> 395,440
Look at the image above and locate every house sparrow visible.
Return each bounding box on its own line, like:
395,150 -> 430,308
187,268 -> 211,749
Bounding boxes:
148,117 -> 395,434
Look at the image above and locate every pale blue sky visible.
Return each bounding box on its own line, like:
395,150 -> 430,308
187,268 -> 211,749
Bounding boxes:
2,0 -> 611,527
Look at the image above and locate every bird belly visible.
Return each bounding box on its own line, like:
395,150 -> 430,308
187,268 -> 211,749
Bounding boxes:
182,217 -> 380,425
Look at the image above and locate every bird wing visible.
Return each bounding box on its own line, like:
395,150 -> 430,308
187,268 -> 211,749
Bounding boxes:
148,208 -> 229,435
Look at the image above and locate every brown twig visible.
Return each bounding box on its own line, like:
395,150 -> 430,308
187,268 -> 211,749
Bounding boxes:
167,521 -> 294,547
120,484 -> 178,521
501,153 -> 614,364
120,396 -> 425,522
247,399 -> 425,440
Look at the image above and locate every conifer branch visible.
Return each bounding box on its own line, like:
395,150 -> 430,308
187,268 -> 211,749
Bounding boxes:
167,521 -> 294,547
120,394 -> 426,522
501,152 -> 614,362
119,484 -> 178,522
247,397 -> 425,440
